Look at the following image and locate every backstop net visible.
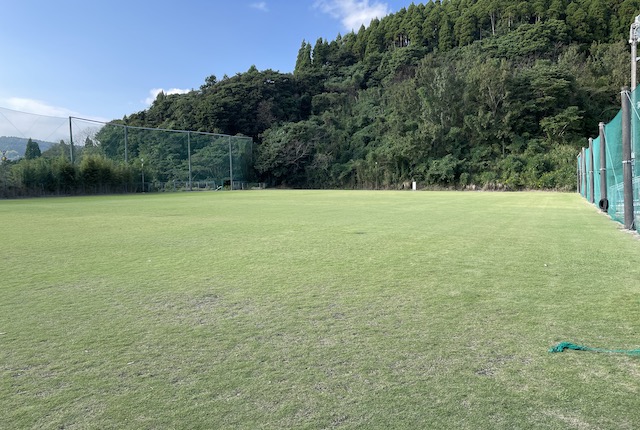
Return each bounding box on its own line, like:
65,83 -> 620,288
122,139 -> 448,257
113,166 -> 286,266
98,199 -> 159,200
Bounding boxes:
0,105 -> 254,195
0,106 -> 72,160
70,117 -> 253,190
72,117 -> 254,191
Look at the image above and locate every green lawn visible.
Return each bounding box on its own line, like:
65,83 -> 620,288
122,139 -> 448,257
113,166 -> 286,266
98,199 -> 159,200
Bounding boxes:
1,190 -> 639,429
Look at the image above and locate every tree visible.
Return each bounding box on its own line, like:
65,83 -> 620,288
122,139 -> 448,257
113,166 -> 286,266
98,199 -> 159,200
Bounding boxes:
438,14 -> 455,51
42,140 -> 70,160
255,120 -> 326,186
454,11 -> 478,46
24,138 -> 41,160
294,41 -> 313,75
312,38 -> 330,67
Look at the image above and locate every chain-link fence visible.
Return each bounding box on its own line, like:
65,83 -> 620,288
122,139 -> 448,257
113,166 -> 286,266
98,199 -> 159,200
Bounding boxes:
0,107 -> 255,197
71,117 -> 254,191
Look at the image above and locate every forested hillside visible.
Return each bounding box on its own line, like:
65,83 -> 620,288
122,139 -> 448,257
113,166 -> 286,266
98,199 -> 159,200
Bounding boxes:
9,0 -> 638,194
0,137 -> 53,159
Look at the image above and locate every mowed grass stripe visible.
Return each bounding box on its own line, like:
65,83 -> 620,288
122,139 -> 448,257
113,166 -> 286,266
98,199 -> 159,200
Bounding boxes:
1,191 -> 638,429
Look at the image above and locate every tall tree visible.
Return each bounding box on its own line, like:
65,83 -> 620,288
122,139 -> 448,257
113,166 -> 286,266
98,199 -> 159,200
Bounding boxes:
24,138 -> 41,160
294,41 -> 313,75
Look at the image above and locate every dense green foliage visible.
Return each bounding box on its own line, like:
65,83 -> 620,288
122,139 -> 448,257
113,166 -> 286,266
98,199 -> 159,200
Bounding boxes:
0,144 -> 142,197
24,138 -> 42,160
110,0 -> 637,190
2,0 -> 639,194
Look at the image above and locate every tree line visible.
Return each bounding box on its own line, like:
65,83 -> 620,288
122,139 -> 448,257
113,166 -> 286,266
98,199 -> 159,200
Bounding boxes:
2,0 -> 639,195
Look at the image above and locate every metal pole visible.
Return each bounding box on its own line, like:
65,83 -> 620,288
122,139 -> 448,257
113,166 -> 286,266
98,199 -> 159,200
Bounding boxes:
588,137 -> 595,203
631,16 -> 640,90
68,117 -> 74,163
582,147 -> 587,198
632,40 -> 637,91
228,135 -> 233,190
188,132 -> 192,191
621,87 -> 635,229
599,122 -> 607,207
577,155 -> 580,194
124,125 -> 128,163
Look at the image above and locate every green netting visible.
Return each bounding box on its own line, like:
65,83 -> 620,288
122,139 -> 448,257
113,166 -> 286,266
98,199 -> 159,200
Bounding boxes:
584,147 -> 592,203
592,136 -> 601,204
604,110 -> 624,223
583,150 -> 588,198
577,153 -> 584,197
632,88 -> 640,232
550,342 -> 640,355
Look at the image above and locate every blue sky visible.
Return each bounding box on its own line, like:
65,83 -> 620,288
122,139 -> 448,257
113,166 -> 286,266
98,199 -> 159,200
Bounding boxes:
1,0 -> 416,123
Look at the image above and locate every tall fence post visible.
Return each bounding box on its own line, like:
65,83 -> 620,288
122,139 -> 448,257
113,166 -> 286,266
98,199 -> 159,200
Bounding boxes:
124,125 -> 128,163
68,117 -> 74,164
582,147 -> 587,198
228,135 -> 233,190
187,132 -> 192,191
621,87 -> 635,229
588,137 -> 595,203
598,122 -> 607,209
577,154 -> 581,193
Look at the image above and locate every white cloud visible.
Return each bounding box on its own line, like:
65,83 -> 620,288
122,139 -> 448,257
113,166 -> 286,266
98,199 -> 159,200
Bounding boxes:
0,97 -> 114,142
1,97 -> 109,122
0,97 -> 111,143
3,97 -> 78,118
314,0 -> 390,31
144,88 -> 191,106
250,2 -> 269,12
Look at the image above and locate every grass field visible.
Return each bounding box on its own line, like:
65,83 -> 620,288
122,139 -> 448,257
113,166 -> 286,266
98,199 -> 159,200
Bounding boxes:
1,190 -> 639,429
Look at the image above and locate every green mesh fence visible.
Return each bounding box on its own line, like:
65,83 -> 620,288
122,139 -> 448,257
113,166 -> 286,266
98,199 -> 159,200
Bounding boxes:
605,110 -> 624,223
585,147 -> 592,202
577,153 -> 583,197
592,136 -> 601,204
632,89 -> 640,232
581,88 -> 640,230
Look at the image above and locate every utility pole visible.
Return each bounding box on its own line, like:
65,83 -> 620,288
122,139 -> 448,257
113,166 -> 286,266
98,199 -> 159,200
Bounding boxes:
630,15 -> 640,90
621,87 -> 635,230
188,132 -> 192,191
68,117 -> 74,163
228,136 -> 233,190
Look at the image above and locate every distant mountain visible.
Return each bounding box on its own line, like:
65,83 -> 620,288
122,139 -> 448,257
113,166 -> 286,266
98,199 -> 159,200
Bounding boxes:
0,136 -> 55,159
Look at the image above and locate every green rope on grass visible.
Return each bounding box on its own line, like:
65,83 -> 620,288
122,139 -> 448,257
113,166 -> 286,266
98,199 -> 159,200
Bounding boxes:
549,342 -> 640,355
